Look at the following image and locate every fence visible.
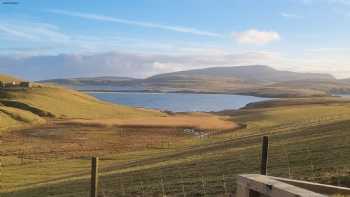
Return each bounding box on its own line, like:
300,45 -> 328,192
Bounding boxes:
86,136 -> 350,197
2,132 -> 350,197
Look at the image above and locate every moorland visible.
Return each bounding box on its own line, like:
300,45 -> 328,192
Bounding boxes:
1,73 -> 350,196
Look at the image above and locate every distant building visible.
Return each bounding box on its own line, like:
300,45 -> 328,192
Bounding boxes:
19,81 -> 31,88
0,81 -> 32,89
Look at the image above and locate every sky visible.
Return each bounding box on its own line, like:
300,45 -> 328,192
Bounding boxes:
0,0 -> 350,80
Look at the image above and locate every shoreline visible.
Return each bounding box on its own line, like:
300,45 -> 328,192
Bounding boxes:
78,89 -> 286,99
82,89 -> 275,113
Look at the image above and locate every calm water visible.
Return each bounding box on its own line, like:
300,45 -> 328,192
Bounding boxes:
88,92 -> 271,112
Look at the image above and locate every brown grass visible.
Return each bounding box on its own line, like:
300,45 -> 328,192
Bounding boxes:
0,112 -> 238,162
59,113 -> 238,131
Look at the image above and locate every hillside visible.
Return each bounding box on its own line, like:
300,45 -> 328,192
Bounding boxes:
2,97 -> 350,196
146,65 -> 334,84
1,75 -> 238,134
0,74 -> 22,83
0,106 -> 45,133
142,66 -> 343,97
0,81 -> 165,132
268,79 -> 350,94
3,74 -> 350,196
0,85 -> 162,119
39,65 -> 348,98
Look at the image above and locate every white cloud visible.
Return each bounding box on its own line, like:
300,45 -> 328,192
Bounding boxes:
0,19 -> 229,56
152,62 -> 184,74
0,25 -> 35,40
47,9 -> 223,38
0,21 -> 70,43
232,29 -> 281,45
281,12 -> 303,19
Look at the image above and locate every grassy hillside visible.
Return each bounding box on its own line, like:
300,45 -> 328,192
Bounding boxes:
0,85 -> 163,119
0,79 -> 239,135
0,106 -> 45,133
0,84 -> 166,133
269,80 -> 350,94
1,71 -> 243,133
0,74 -> 22,83
2,98 -> 350,196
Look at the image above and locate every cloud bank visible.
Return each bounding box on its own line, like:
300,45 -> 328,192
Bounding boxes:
0,51 -> 282,80
232,29 -> 281,45
2,49 -> 348,81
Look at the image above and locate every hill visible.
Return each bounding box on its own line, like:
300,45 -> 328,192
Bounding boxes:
142,66 -> 341,97
40,65 -> 347,98
40,76 -> 135,86
0,81 -> 164,132
147,65 -> 334,84
268,79 -> 350,94
0,85 -> 161,119
0,74 -> 22,83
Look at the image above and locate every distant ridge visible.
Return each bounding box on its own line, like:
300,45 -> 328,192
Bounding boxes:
39,65 -> 350,98
147,65 -> 335,84
40,76 -> 136,86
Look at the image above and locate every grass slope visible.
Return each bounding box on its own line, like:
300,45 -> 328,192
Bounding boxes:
0,74 -> 21,83
0,106 -> 45,133
0,84 -> 165,133
0,85 -> 163,119
2,98 -> 350,196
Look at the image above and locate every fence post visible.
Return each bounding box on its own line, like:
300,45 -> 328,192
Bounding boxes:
260,136 -> 269,175
91,157 -> 99,197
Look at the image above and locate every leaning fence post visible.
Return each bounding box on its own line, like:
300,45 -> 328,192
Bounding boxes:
91,157 -> 99,197
260,136 -> 269,175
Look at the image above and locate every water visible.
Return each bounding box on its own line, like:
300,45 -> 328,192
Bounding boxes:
88,92 -> 271,112
335,94 -> 350,98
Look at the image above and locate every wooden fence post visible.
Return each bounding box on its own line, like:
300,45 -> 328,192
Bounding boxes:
260,136 -> 269,175
91,157 -> 99,197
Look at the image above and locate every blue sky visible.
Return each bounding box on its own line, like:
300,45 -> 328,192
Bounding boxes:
0,0 -> 350,80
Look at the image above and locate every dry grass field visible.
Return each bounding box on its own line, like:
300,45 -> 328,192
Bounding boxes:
2,94 -> 350,196
0,84 -> 242,196
63,113 -> 238,130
